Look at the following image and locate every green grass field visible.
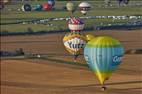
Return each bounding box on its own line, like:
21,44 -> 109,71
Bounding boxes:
1,1 -> 142,34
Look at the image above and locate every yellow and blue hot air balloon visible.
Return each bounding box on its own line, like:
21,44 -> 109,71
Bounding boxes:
63,32 -> 87,62
84,36 -> 124,90
86,34 -> 95,42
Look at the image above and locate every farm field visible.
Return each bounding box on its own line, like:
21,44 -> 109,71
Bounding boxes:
1,30 -> 142,94
1,0 -> 142,94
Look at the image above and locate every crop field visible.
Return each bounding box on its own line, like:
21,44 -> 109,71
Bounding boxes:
1,30 -> 142,94
0,1 -> 142,94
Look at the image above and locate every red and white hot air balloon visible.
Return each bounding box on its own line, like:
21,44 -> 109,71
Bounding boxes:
78,2 -> 91,15
68,17 -> 85,32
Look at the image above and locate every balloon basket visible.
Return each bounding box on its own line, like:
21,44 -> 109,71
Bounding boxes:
101,86 -> 107,91
73,55 -> 78,62
74,59 -> 77,62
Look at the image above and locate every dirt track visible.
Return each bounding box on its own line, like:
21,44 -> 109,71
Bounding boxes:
1,30 -> 142,54
1,30 -> 142,94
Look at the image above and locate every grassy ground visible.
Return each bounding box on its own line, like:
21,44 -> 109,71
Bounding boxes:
1,1 -> 142,33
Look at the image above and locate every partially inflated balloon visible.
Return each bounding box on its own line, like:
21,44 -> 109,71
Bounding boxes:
86,34 -> 95,42
63,32 -> 87,60
68,17 -> 85,32
84,36 -> 124,86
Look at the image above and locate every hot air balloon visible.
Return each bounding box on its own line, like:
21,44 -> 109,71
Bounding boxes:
78,2 -> 91,15
48,0 -> 55,7
68,17 -> 85,32
33,4 -> 43,11
22,4 -> 32,12
84,36 -> 124,90
43,3 -> 52,11
86,34 -> 95,42
66,2 -> 76,14
63,32 -> 87,62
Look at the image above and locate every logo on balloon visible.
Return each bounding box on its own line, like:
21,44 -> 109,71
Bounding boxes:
112,55 -> 123,66
64,37 -> 86,51
84,55 -> 89,61
68,42 -> 85,49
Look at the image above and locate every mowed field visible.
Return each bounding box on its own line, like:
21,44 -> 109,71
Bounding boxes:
1,30 -> 142,94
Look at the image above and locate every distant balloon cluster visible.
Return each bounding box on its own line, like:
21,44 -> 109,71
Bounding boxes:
66,1 -> 91,15
22,0 -> 55,12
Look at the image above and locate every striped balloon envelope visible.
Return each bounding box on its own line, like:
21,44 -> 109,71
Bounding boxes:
68,17 -> 85,32
63,32 -> 87,60
84,36 -> 124,87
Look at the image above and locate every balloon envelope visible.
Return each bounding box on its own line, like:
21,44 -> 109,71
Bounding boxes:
22,4 -> 32,11
63,32 -> 87,56
34,4 -> 43,11
86,34 -> 95,41
48,0 -> 55,7
66,2 -> 76,13
84,36 -> 124,85
68,17 -> 85,32
43,3 -> 52,11
79,2 -> 91,15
